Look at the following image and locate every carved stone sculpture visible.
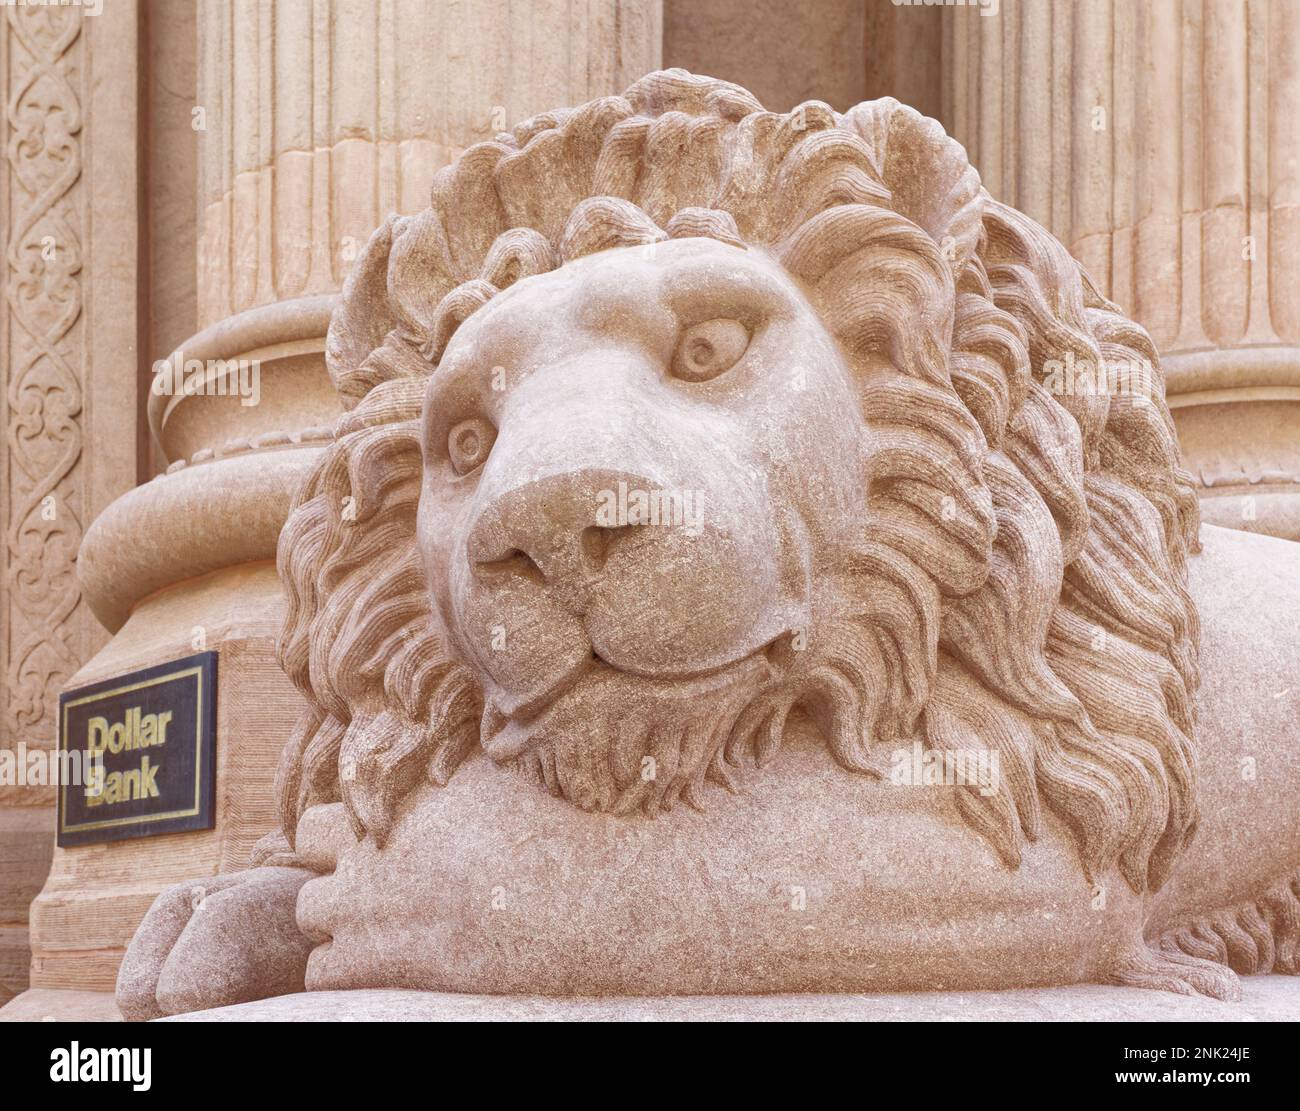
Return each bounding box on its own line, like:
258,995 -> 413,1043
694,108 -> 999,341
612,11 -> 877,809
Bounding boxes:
116,71 -> 1300,1019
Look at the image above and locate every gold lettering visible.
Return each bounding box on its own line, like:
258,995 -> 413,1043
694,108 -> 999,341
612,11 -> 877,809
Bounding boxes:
87,716 -> 109,755
139,756 -> 159,797
84,704 -> 177,759
92,757 -> 163,806
76,690 -> 180,811
85,765 -> 105,806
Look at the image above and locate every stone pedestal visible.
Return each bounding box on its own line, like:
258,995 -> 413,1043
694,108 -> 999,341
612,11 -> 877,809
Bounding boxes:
0,808 -> 53,1004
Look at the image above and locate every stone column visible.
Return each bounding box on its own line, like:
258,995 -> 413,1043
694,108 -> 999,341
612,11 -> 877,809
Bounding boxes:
198,0 -> 662,328
942,0 -> 1300,540
664,0 -> 864,111
10,0 -> 661,1017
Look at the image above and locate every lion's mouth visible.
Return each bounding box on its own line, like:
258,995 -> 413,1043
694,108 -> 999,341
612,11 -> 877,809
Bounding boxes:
479,635 -> 789,760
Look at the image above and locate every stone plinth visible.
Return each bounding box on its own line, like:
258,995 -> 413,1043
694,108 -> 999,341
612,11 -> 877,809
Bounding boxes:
27,561 -> 305,994
159,980 -> 1300,1022
0,987 -> 121,1022
0,808 -> 53,1003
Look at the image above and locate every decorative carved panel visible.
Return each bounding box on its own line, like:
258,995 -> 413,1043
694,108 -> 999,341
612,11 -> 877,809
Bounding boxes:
2,4 -> 86,803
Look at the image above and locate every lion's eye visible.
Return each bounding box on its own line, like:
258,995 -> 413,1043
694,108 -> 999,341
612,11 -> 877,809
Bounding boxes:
671,318 -> 750,382
447,417 -> 496,476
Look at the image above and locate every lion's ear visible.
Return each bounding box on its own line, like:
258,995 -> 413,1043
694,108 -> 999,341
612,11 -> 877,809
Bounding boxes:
326,215 -> 404,409
839,98 -> 984,276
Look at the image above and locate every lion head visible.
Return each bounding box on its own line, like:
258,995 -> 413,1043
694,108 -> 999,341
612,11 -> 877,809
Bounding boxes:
273,70 -> 1202,896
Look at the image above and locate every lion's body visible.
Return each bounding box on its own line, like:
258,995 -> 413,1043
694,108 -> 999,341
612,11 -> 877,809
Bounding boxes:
279,528 -> 1300,998
293,742 -> 1141,996
1148,526 -> 1300,959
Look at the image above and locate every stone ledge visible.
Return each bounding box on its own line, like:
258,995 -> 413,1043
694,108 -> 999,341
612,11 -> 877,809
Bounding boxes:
3,978 -> 1294,1022
159,977 -> 1299,1022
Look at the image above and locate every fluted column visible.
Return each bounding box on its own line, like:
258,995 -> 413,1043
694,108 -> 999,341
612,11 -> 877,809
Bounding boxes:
943,0 -> 1300,540
197,0 -> 662,328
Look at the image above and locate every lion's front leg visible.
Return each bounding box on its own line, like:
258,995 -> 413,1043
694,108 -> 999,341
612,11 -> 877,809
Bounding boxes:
116,804 -> 357,1020
115,863 -> 318,1021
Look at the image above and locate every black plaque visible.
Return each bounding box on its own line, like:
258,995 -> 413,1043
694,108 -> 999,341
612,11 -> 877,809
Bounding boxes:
57,651 -> 217,847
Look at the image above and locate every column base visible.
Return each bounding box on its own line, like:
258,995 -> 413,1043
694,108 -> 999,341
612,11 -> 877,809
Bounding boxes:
0,987 -> 121,1022
0,806 -> 55,1004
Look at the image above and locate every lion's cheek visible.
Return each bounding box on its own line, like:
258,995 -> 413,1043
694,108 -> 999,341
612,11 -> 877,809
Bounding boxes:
450,575 -> 591,699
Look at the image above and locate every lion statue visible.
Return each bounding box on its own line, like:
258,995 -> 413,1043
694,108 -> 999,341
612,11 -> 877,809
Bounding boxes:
118,71 -> 1300,1018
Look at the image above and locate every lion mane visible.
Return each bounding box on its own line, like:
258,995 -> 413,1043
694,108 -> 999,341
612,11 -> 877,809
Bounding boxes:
270,70 -> 1202,896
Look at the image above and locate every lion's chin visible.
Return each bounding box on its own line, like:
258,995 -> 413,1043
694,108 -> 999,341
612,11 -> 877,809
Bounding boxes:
478,648 -> 776,815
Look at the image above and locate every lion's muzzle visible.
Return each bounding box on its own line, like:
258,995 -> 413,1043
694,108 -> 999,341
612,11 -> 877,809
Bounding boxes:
447,358 -> 798,707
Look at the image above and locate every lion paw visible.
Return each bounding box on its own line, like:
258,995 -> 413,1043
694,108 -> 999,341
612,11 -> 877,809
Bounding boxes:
116,866 -> 317,1021
1107,942 -> 1242,1002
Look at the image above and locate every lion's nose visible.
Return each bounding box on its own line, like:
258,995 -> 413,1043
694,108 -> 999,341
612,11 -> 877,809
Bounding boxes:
466,471 -> 654,611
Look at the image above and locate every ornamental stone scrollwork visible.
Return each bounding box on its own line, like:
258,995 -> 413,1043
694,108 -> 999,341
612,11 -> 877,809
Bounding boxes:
2,4 -> 85,782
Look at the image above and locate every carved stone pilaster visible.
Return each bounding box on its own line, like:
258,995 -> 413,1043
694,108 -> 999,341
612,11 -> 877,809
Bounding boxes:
2,0 -> 87,788
0,0 -> 141,1007
0,0 -> 86,1008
